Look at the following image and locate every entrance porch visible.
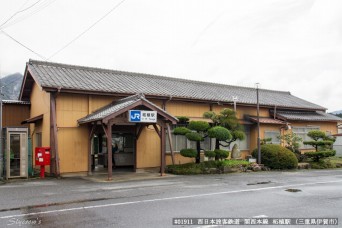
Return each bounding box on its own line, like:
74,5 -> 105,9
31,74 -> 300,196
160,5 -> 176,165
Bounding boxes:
78,94 -> 178,180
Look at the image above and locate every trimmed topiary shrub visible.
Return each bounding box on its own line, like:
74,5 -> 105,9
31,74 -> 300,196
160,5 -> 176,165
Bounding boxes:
173,127 -> 191,135
204,150 -> 229,160
306,150 -> 336,162
252,144 -> 298,169
180,149 -> 197,158
173,120 -> 210,164
214,149 -> 229,160
204,150 -> 216,158
185,132 -> 203,141
176,116 -> 189,123
208,126 -> 231,141
303,130 -> 335,151
188,121 -> 210,132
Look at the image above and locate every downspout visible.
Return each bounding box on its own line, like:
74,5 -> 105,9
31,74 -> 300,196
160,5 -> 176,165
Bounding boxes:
162,95 -> 172,111
162,95 -> 175,165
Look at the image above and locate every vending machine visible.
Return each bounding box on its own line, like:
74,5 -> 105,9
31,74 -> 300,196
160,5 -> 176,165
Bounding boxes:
4,128 -> 28,179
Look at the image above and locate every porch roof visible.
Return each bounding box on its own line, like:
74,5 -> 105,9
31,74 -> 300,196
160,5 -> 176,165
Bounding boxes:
21,114 -> 43,124
273,110 -> 342,122
248,116 -> 286,125
78,94 -> 178,125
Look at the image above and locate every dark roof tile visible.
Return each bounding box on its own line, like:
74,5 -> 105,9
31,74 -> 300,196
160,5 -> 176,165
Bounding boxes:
275,111 -> 342,122
26,60 -> 326,110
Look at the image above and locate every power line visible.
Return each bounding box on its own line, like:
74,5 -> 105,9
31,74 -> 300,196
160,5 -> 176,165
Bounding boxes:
1,0 -> 56,30
47,0 -> 126,60
0,0 -> 42,29
1,30 -> 47,60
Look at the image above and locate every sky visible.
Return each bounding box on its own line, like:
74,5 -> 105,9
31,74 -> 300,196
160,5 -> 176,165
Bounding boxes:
0,0 -> 341,112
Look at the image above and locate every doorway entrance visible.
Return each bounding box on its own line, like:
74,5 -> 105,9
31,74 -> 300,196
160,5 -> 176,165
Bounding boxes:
91,127 -> 135,173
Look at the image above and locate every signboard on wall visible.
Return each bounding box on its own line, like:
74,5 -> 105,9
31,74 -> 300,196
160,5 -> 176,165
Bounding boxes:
128,110 -> 157,123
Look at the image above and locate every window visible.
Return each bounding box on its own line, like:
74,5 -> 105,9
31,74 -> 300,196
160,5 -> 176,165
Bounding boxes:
233,125 -> 250,150
166,126 -> 187,152
292,126 -> 320,149
188,136 -> 211,151
166,126 -> 211,152
36,133 -> 42,147
264,131 -> 281,144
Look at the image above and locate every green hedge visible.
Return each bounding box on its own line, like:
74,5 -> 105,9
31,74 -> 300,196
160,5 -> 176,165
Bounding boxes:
252,144 -> 298,169
166,160 -> 250,175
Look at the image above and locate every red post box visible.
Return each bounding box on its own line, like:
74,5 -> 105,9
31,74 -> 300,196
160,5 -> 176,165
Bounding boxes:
35,147 -> 51,178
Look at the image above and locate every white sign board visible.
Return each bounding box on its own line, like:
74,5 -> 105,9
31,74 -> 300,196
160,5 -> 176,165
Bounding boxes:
128,110 -> 157,123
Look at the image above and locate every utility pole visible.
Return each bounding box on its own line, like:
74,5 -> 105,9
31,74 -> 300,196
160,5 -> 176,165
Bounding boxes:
256,83 -> 261,164
0,82 -> 3,180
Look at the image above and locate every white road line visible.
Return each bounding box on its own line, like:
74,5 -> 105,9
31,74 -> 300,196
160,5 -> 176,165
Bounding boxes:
1,179 -> 342,219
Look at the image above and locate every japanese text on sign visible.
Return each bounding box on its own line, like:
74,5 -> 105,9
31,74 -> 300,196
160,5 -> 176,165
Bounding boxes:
129,110 -> 157,123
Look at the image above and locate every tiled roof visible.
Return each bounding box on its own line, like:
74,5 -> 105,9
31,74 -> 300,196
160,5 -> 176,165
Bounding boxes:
2,100 -> 30,105
78,94 -> 177,124
26,60 -> 326,110
274,111 -> 342,122
249,117 -> 285,125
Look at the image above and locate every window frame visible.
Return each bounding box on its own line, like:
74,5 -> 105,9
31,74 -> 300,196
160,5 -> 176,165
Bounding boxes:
292,126 -> 320,149
264,130 -> 281,145
165,125 -> 211,152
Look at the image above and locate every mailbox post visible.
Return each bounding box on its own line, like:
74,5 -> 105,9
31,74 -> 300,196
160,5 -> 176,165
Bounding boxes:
35,147 -> 51,178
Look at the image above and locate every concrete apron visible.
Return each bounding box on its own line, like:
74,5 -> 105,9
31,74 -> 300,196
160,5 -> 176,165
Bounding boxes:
81,167 -> 175,183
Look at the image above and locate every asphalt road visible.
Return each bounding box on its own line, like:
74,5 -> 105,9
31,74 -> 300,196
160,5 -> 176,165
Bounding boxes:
0,169 -> 341,228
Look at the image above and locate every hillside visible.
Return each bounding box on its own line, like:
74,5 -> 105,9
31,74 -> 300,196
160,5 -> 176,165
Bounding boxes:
0,73 -> 23,100
331,110 -> 342,115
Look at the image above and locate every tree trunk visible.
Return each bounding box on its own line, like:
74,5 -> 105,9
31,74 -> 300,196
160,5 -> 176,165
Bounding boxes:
215,139 -> 220,160
196,142 -> 201,164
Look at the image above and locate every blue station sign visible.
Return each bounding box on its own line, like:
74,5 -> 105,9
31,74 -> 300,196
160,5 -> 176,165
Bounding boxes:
128,110 -> 157,123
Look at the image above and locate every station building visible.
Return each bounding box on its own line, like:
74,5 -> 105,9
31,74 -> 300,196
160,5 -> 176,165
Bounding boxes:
18,60 -> 341,178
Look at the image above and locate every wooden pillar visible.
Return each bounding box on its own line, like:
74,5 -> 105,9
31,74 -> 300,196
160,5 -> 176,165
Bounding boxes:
88,128 -> 92,176
107,123 -> 113,180
88,124 -> 96,175
166,123 -> 175,165
50,92 -> 60,177
160,122 -> 166,176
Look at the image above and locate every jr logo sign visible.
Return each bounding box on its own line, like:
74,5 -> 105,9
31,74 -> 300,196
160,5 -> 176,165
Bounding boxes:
129,110 -> 141,122
128,110 -> 157,123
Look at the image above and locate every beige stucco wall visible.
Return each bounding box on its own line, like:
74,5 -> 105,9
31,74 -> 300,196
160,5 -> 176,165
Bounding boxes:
166,153 -> 194,165
54,94 -> 167,172
136,128 -> 161,168
56,94 -> 90,173
29,83 -> 50,171
89,95 -> 117,113
166,101 -> 210,117
290,121 -> 338,134
30,88 -> 340,173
